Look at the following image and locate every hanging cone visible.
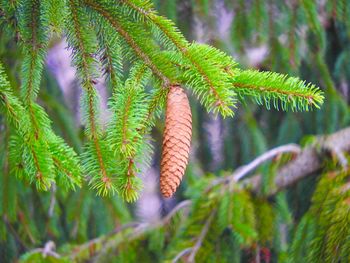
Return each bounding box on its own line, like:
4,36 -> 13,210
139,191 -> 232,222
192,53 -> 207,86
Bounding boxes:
160,85 -> 192,198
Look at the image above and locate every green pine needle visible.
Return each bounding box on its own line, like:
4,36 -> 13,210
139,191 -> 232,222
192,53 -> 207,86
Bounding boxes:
232,69 -> 325,111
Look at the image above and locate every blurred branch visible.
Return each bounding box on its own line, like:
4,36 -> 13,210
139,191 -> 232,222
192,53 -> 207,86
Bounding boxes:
232,144 -> 301,182
3,216 -> 28,251
172,248 -> 192,263
162,200 -> 192,223
58,127 -> 350,260
188,209 -> 216,262
233,143 -> 301,182
30,241 -> 60,258
234,143 -> 301,182
244,126 -> 350,196
209,143 -> 301,190
67,200 -> 192,261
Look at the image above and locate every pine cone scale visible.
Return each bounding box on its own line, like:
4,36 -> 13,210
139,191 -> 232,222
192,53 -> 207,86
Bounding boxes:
161,156 -> 187,168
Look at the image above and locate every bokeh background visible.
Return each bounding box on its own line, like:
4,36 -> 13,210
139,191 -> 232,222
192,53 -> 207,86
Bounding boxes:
1,0 -> 350,262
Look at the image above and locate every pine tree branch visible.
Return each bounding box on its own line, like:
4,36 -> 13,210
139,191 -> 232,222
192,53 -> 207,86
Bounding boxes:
234,83 -> 312,100
162,200 -> 192,224
19,0 -> 48,136
243,127 -> 350,196
91,14 -> 123,90
65,199 -> 191,261
209,127 -> 350,195
120,0 -> 185,43
231,143 -> 301,182
188,209 -> 216,262
84,0 -> 172,87
103,43 -> 119,88
106,65 -> 151,200
20,0 -> 43,103
18,1 -> 82,190
0,93 -> 25,130
67,0 -> 110,190
120,0 -> 215,90
233,144 -> 301,182
68,1 -> 99,137
25,2 -> 38,102
172,248 -> 192,263
0,64 -> 55,189
119,0 -> 236,115
208,143 -> 301,191
231,69 -> 324,111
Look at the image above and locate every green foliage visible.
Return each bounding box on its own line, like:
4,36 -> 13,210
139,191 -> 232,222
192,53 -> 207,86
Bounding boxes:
3,0 -> 350,262
286,169 -> 350,262
232,69 -> 324,111
218,188 -> 257,246
175,42 -> 238,116
0,63 -> 81,191
0,0 -> 323,199
107,64 -> 151,159
18,0 -> 48,102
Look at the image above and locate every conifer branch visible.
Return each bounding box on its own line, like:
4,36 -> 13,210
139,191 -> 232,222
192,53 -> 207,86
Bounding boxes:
44,0 -> 66,33
0,67 -> 28,130
172,248 -> 192,263
208,127 -> 350,196
118,0 -> 187,51
66,0 -> 113,194
232,69 -> 325,111
19,0 -> 47,103
227,144 -> 301,184
119,0 -> 237,116
1,64 -> 81,189
0,62 -> 55,189
1,0 -> 327,203
16,0 -> 59,189
106,64 -> 151,201
48,134 -> 82,188
92,14 -> 123,90
18,0 -> 48,137
84,0 -> 173,87
209,144 -> 301,189
64,199 -> 192,261
0,3 -> 16,31
243,127 -> 350,195
67,0 -> 99,138
188,210 -> 216,262
100,42 -> 120,90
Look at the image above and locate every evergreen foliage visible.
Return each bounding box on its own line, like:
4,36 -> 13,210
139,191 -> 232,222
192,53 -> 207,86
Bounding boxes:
0,0 -> 323,200
2,0 -> 350,262
232,69 -> 324,111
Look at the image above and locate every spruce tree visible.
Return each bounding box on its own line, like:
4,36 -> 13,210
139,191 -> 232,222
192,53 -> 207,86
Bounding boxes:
0,0 -> 323,200
3,1 -> 350,262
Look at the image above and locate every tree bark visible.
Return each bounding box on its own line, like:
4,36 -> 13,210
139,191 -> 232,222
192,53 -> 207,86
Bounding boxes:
243,127 -> 350,195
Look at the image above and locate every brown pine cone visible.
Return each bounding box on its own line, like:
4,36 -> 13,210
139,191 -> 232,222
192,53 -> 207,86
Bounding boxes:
160,85 -> 192,198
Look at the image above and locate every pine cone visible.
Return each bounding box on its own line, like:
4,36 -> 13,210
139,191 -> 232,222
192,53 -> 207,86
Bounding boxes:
160,85 -> 192,198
